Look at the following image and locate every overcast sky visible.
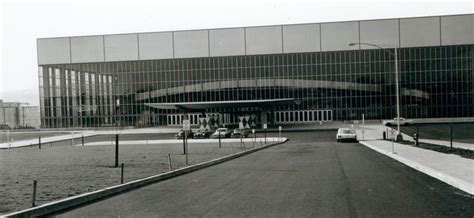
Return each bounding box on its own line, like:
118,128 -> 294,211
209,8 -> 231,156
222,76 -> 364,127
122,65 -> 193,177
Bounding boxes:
1,0 -> 472,106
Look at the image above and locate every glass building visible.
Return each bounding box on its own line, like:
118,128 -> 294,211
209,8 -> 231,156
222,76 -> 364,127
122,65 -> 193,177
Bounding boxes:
37,14 -> 473,128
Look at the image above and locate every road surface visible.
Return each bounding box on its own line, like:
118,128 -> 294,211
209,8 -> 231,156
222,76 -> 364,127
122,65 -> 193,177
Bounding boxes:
54,131 -> 473,217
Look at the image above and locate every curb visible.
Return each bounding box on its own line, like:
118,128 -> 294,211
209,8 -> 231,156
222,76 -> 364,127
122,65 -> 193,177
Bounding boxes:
359,141 -> 473,195
5,139 -> 288,218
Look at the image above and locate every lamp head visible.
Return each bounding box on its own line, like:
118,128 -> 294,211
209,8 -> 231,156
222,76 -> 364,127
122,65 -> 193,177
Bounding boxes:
348,42 -> 358,46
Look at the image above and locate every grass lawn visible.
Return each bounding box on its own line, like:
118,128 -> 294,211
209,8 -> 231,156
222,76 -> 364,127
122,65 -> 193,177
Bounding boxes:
399,123 -> 474,144
0,133 -> 268,215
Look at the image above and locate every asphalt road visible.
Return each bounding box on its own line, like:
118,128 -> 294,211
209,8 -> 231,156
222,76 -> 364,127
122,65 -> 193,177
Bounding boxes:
54,131 -> 473,217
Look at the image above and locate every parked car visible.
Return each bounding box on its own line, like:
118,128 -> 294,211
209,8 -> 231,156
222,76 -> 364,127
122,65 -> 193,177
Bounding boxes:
0,124 -> 11,130
336,128 -> 358,142
382,117 -> 413,126
231,129 -> 251,138
193,129 -> 213,139
211,128 -> 231,138
175,129 -> 194,139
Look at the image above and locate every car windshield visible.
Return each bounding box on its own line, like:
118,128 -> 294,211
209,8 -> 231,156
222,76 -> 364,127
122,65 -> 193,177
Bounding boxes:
343,130 -> 356,134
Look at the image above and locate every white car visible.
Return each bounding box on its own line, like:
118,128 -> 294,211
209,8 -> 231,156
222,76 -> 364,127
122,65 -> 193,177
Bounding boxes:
336,128 -> 358,142
211,128 -> 231,138
382,117 -> 413,126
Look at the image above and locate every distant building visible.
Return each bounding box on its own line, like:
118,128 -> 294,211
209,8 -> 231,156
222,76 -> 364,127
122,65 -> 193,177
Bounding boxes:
0,100 -> 40,129
36,14 -> 473,128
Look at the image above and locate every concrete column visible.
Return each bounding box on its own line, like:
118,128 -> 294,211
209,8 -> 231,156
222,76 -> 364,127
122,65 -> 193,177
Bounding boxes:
260,110 -> 269,125
269,110 -> 274,125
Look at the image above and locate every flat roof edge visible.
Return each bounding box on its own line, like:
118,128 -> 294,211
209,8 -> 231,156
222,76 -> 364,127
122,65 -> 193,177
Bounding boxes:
36,13 -> 473,40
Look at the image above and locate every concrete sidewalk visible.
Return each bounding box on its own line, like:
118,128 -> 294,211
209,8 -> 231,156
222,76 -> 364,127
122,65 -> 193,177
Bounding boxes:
356,125 -> 474,195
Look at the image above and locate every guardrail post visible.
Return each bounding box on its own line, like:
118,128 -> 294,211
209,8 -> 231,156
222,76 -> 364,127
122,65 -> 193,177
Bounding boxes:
253,129 -> 256,148
168,154 -> 173,171
218,132 -> 221,148
120,163 -> 124,184
183,132 -> 186,154
391,138 -> 396,154
185,133 -> 189,165
264,129 -> 267,144
415,126 -> 419,146
240,133 -> 243,149
32,180 -> 37,207
115,134 -> 119,167
7,130 -> 10,143
278,126 -> 281,141
450,125 -> 453,149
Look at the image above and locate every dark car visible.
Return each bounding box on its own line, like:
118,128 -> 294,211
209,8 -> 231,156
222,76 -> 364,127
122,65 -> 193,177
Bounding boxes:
231,129 -> 251,138
193,129 -> 213,139
175,130 -> 194,139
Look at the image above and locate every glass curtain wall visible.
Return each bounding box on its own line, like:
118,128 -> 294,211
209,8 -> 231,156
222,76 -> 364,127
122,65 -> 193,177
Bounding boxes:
38,44 -> 473,128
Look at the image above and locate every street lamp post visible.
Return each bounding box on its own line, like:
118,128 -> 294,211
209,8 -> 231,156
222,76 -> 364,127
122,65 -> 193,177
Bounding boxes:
348,42 -> 402,141
115,98 -> 120,167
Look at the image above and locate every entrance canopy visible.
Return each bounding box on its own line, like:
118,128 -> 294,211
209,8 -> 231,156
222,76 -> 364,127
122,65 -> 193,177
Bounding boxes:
145,98 -> 299,111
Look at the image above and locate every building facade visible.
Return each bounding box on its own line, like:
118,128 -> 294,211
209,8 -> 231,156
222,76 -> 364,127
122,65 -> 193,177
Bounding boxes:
0,100 -> 40,129
37,14 -> 473,128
